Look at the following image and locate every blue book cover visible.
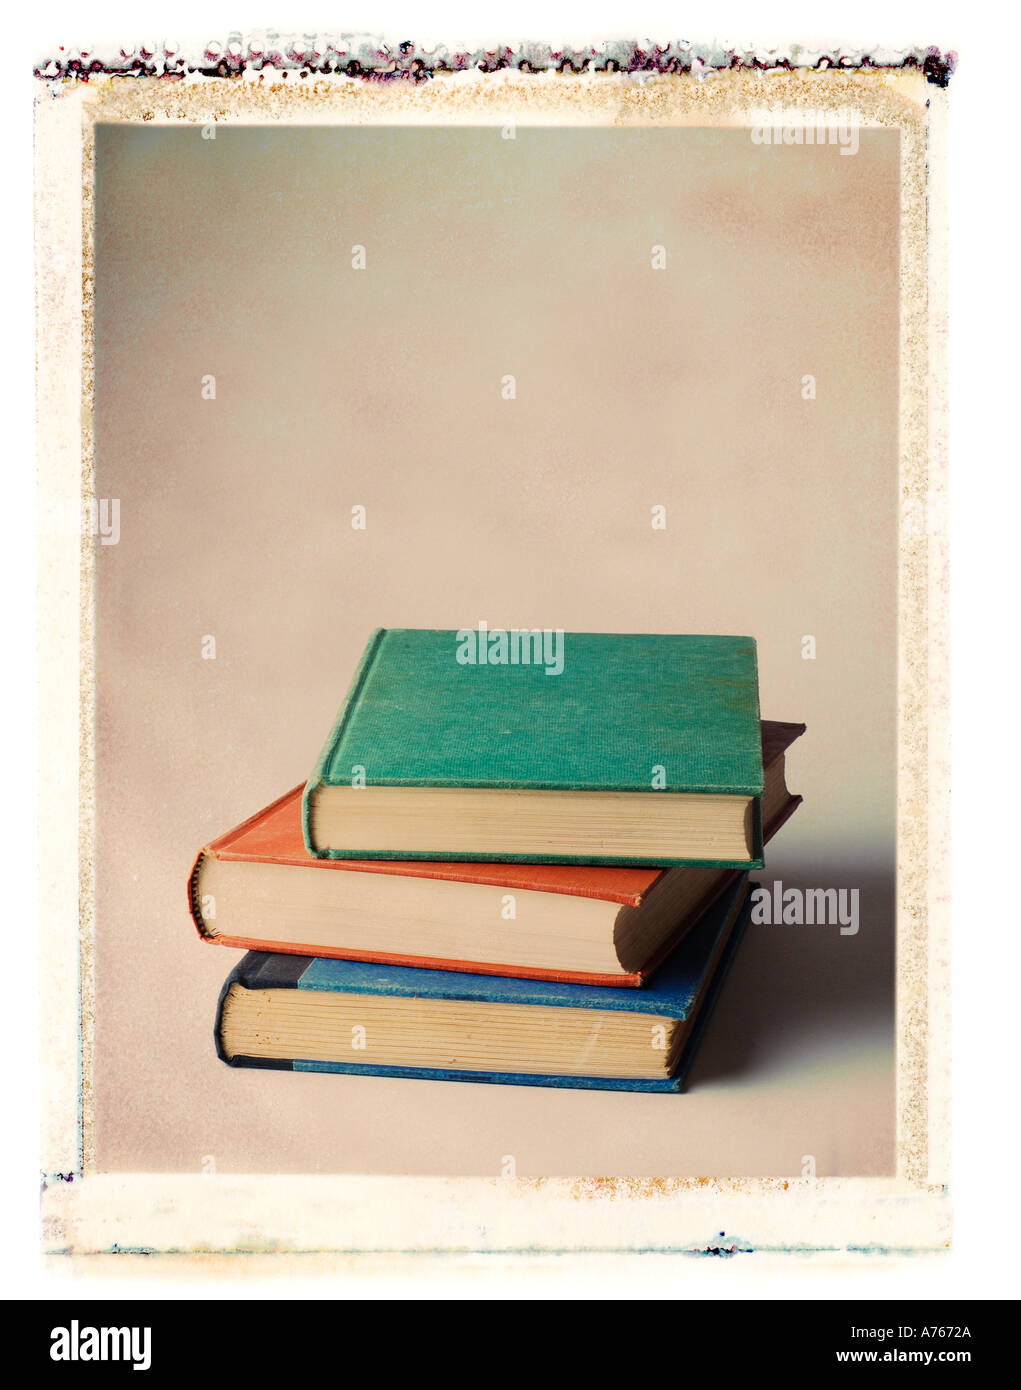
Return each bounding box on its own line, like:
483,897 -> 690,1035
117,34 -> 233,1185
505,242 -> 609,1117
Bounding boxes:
214,876 -> 751,1093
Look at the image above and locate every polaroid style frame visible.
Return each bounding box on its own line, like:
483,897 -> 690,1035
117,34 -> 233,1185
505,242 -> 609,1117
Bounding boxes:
35,48 -> 949,1267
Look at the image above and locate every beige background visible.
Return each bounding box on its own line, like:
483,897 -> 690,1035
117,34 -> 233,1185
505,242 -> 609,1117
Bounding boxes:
92,124 -> 898,1176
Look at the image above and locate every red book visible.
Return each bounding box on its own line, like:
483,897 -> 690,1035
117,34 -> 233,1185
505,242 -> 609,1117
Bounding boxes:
190,721 -> 804,986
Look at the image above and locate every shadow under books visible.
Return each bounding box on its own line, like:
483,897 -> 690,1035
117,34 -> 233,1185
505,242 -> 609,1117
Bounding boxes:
687,864 -> 895,1089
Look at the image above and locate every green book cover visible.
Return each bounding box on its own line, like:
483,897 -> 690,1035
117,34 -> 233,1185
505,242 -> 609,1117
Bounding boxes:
302,628 -> 764,867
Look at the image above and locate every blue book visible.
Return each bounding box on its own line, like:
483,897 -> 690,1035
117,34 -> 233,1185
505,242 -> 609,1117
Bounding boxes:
215,876 -> 752,1092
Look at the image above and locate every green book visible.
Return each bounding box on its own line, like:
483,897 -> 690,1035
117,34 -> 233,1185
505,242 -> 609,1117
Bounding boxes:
302,628 -> 764,867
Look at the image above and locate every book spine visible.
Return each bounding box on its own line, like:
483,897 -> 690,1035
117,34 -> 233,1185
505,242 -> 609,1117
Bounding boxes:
187,851 -> 212,941
302,627 -> 388,857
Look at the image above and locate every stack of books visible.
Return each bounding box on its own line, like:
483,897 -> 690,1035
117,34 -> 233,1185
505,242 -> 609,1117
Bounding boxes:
190,629 -> 804,1092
